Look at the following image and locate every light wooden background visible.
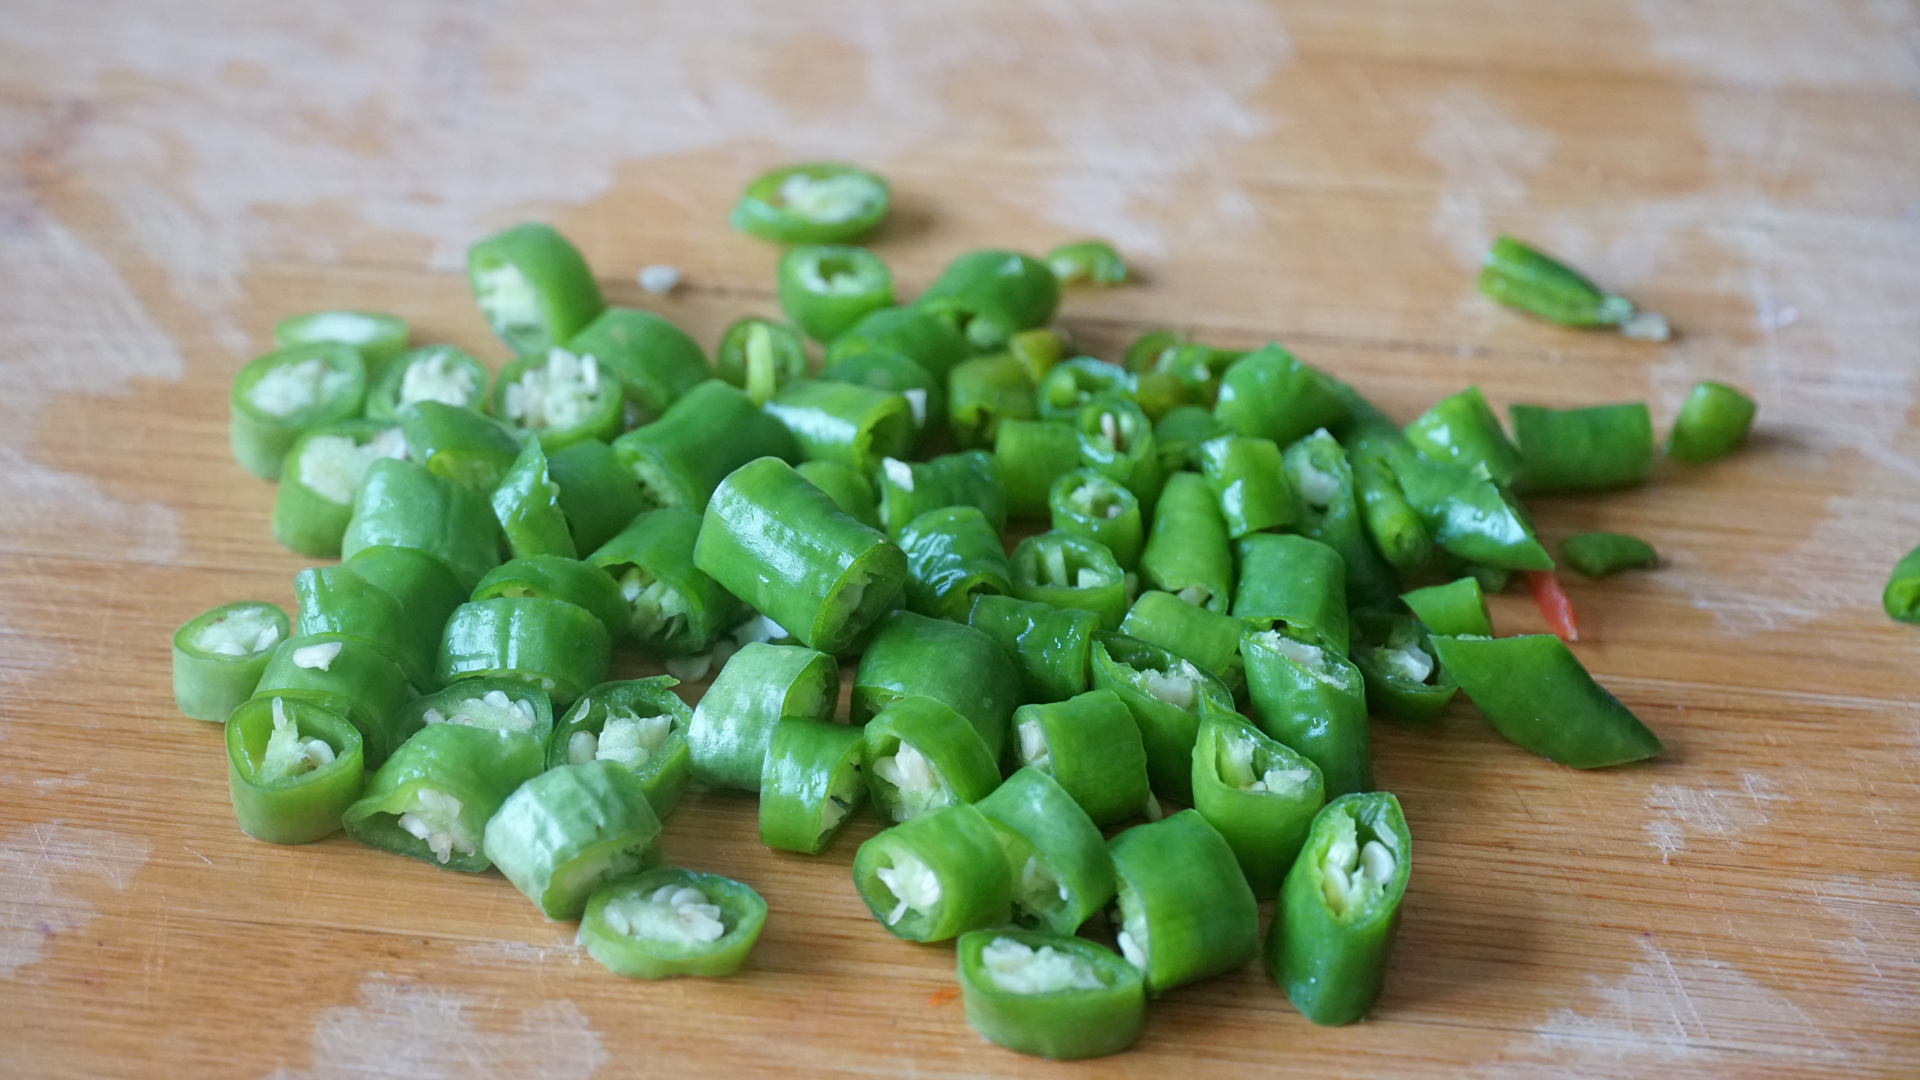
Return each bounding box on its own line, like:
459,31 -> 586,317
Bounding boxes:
3,2 -> 1918,1077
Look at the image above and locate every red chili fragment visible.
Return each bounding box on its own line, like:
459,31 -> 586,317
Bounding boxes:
1527,570 -> 1579,642
925,985 -> 960,1007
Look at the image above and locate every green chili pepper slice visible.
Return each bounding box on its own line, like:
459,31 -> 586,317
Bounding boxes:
916,249 -> 1060,350
549,677 -> 692,818
1008,328 -> 1067,383
1118,590 -> 1245,696
1139,471 -> 1232,613
1155,342 -> 1245,407
229,343 -> 367,480
824,349 -> 944,441
777,244 -> 895,343
1213,344 -> 1348,449
1191,713 -> 1325,898
1090,634 -> 1237,804
994,419 -> 1081,520
949,352 -> 1039,449
1666,381 -> 1756,464
394,676 -> 554,747
393,401 -> 524,494
862,695 -> 1002,824
764,378 -> 915,474
1429,633 -> 1662,767
1510,402 -> 1654,494
579,868 -> 768,980
1048,469 -> 1143,570
490,440 -> 577,559
467,222 -> 605,355
851,610 -> 1021,760
295,563 -> 438,691
966,594 -> 1099,705
272,420 -> 409,558
341,723 -> 543,872
824,305 -> 972,386
875,450 -> 1007,537
1560,531 -> 1657,578
1130,370 -> 1189,423
716,317 -> 810,406
795,461 -> 881,530
1153,404 -> 1227,471
1123,328 -> 1182,374
342,457 -> 504,590
687,642 -> 838,792
1478,235 -> 1668,339
172,601 -> 288,722
956,929 -> 1145,1060
1198,434 -> 1297,539
975,767 -> 1115,934
482,760 -> 664,920
436,597 -> 612,708
1107,809 -> 1259,996
1233,533 -> 1351,655
1007,690 -> 1149,826
253,634 -> 415,766
588,508 -> 749,656
273,310 -> 408,377
612,380 -> 801,510
730,162 -> 889,245
1351,612 -> 1458,723
545,439 -> 648,555
1044,239 -> 1127,287
1268,792 -> 1412,1025
366,345 -> 489,421
1283,430 -> 1401,611
226,695 -> 365,845
344,546 -> 469,672
1009,530 -> 1127,631
898,506 -> 1013,621
760,718 -> 868,854
1076,396 -> 1163,511
477,554 -> 633,645
852,802 -> 1013,942
1369,435 -> 1552,573
1037,357 -> 1135,420
1402,386 -> 1521,485
1400,576 -> 1492,637
490,347 -> 624,451
1885,545 -> 1920,624
565,306 -> 710,425
1351,454 -> 1432,573
1241,628 -> 1371,797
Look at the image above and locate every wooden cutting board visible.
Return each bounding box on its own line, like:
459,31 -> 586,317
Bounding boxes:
3,2 -> 1917,1076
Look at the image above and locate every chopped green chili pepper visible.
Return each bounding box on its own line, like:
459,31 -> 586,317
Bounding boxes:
226,695 -> 365,845
1213,344 -> 1348,449
1154,405 -> 1228,473
467,222 -> 605,355
949,352 -> 1039,449
764,378 -> 914,474
967,594 -> 1100,704
1560,531 -> 1657,578
760,718 -> 868,854
1123,328 -> 1182,374
1351,454 -> 1432,573
916,249 -> 1061,350
956,929 -> 1145,1060
1241,627 -> 1371,797
172,601 -> 289,722
694,456 -> 907,655
229,343 -> 367,480
1402,386 -> 1521,485
994,419 -> 1082,519
1268,792 -> 1412,1025
588,508 -> 750,655
824,349 -> 944,440
546,439 -> 647,554
1351,612 -> 1457,723
730,162 -> 889,245
482,760 -> 663,920
273,310 -> 409,377
1036,357 -> 1135,420
716,317 -> 810,406
1429,633 -> 1662,767
686,642 -> 838,792
490,347 -> 624,451
1198,434 -> 1296,538
852,802 -> 1013,942
777,244 -> 895,343
1401,576 -> 1492,637
341,457 -> 503,590
1282,430 -> 1400,611
1667,381 -> 1756,463
1076,396 -> 1163,511
341,723 -> 543,872
1479,235 -> 1668,340
271,421 -> 407,558
436,597 -> 612,708
612,380 -> 801,510
394,401 -> 525,494
1118,590 -> 1245,696
1091,634 -> 1236,804
1191,713 -> 1325,898
823,305 -> 972,386
471,555 -> 628,643
1139,471 -> 1233,613
852,611 -> 1021,760
1234,533 -> 1351,654
1366,433 -> 1552,573
294,563 -> 437,691
875,450 -> 1007,537
1009,328 -> 1067,383
490,440 -> 577,559
1509,402 -> 1653,494
253,634 -> 415,765
344,546 -> 468,672
1155,342 -> 1246,407
1009,530 -> 1127,631
579,868 -> 767,979
976,767 -> 1115,933
1049,469 -> 1143,570
1106,809 -> 1259,995
550,677 -> 693,818
393,676 -> 554,747
898,506 -> 1013,621
366,345 -> 489,421
566,307 -> 710,425
1130,370 -> 1188,423
1045,240 -> 1127,286
795,460 -> 882,530
1007,690 -> 1149,825
862,695 -> 1002,823
1885,546 -> 1920,623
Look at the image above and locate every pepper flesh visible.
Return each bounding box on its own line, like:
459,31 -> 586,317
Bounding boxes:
1045,240 -> 1128,286
1400,577 -> 1493,637
1008,530 -> 1128,631
852,802 -> 1013,942
686,642 -> 837,792
995,419 -> 1082,520
172,601 -> 288,723
341,722 -> 543,872
956,930 -> 1146,1060
1190,713 -> 1325,898
1267,792 -> 1412,1025
229,343 -> 367,480
862,695 -> 1002,824
1139,471 -> 1233,613
975,767 -> 1116,934
1090,634 -> 1236,805
1885,545 -> 1920,623
226,696 -> 366,845
564,307 -> 710,425
730,162 -> 889,245
1666,381 -> 1756,464
587,508 -> 748,656
1241,628 -> 1372,797
436,597 -> 612,708
481,760 -> 664,921
776,244 -> 895,343
1429,633 -> 1661,767
759,718 -> 868,854
611,379 -> 801,511
851,610 -> 1021,760
1048,469 -> 1143,570
1560,531 -> 1657,578
898,505 -> 1014,621
1105,809 -> 1259,996
578,869 -> 768,980
467,222 -> 605,355
966,594 -> 1100,705
1510,402 -> 1654,494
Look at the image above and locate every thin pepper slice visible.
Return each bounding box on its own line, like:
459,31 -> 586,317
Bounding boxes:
1283,430 -> 1401,611
227,695 -> 365,844
1118,590 -> 1246,697
1526,570 -> 1581,642
777,244 -> 895,343
1007,690 -> 1149,825
1037,357 -> 1135,421
852,610 -> 1022,760
550,677 -> 693,818
1199,434 -> 1297,539
253,634 -> 414,766
341,723 -> 543,872
687,642 -> 838,792
1351,454 -> 1432,573
394,676 -> 554,748
694,456 -> 907,655
1191,713 -> 1326,898
172,601 -> 288,722
1076,396 -> 1163,511
1403,386 -> 1521,485
1372,435 -> 1553,573
1234,533 -> 1351,656
229,343 -> 367,480
366,345 -> 490,421
273,310 -> 408,377
1091,634 -> 1237,804
1429,633 -> 1661,767
1045,240 -> 1127,286
1268,792 -> 1412,1025
1049,469 -> 1143,570
1139,471 -> 1233,613
1130,370 -> 1188,423
545,439 -> 646,554
760,718 -> 868,854
490,440 -> 577,560
796,461 -> 881,530
467,222 -> 605,355
612,380 -> 801,510
1351,611 -> 1457,723
1510,402 -> 1654,494
1241,628 -> 1372,797
899,506 -> 1013,621
995,419 -> 1082,520
345,546 -> 468,674
1666,381 -> 1756,464
1107,809 -> 1259,996
852,802 -> 1013,942
949,352 -> 1039,449
1560,531 -> 1657,578
730,162 -> 889,245
823,305 -> 972,387
824,349 -> 943,441
587,508 -> 748,656
1154,341 -> 1245,407
1401,577 -> 1492,637
1478,235 -> 1668,340
717,317 -> 810,406
482,760 -> 664,920
436,597 -> 612,708
956,930 -> 1145,1061
272,420 -> 409,558
876,450 -> 1007,537
295,563 -> 438,691
1213,344 -> 1349,449
1123,328 -> 1182,374
916,249 -> 1061,350
765,378 -> 915,474
579,868 -> 768,980
565,307 -> 710,425
1009,530 -> 1128,631
341,457 -> 504,590
1885,545 -> 1920,623
967,594 -> 1099,705
862,695 -> 1002,823
976,767 -> 1116,933
1009,328 -> 1067,383
490,347 -> 624,451
394,401 -> 524,494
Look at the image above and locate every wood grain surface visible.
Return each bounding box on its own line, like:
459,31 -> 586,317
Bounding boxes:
4,2 -> 1919,1077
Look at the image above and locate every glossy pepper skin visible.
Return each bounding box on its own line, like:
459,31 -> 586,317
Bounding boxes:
345,546 -> 469,672
587,509 -> 748,656
1666,381 -> 1756,464
824,305 -> 972,386
294,563 -> 438,691
548,677 -> 693,819
777,244 -> 895,343
1076,396 -> 1163,512
795,461 -> 882,530
824,349 -> 944,443
1118,590 -> 1246,697
436,597 -> 612,708
611,379 -> 801,510
1510,402 -> 1654,494
977,767 -> 1115,933
765,378 -> 915,474
172,601 -> 289,722
862,695 -> 1003,823
898,506 -> 1013,621
1478,235 -> 1666,338
272,419 -> 406,558
226,695 -> 366,845
949,352 -> 1038,449
1091,634 -> 1237,804
1401,577 -> 1492,637
1107,809 -> 1260,996
1037,357 -> 1135,420
1430,634 -> 1662,767
759,718 -> 868,854
730,162 -> 889,245
1139,471 -> 1233,613
546,438 -> 649,554
1006,690 -> 1149,826
1350,455 -> 1431,573
1283,430 -> 1400,611
1560,531 -> 1657,578
967,594 -> 1099,704
342,457 -> 504,591
717,317 -> 809,405
366,345 -> 489,421
341,723 -> 543,872
1241,628 -> 1372,797
995,419 -> 1082,519
1198,434 -> 1296,539
852,802 -> 1013,942
915,249 -> 1061,350
694,456 -> 907,655
1049,469 -> 1143,570
1351,612 -> 1458,723
1155,341 -> 1245,407
491,440 -> 578,559
851,610 -> 1022,760
482,760 -> 664,921
1213,344 -> 1348,449
1233,533 -> 1351,655
876,450 -> 1007,538
1153,405 -> 1227,472
474,553 -> 631,645
1403,386 -> 1521,485
466,222 -> 605,355
253,634 -> 415,766
1367,433 -> 1552,573
1009,530 -> 1128,631
956,929 -> 1145,1061
1045,239 -> 1127,286
686,642 -> 838,792
565,307 -> 710,425
392,677 -> 555,747
578,869 -> 768,980
394,401 -> 524,494
229,343 -> 367,480
1008,328 -> 1067,383
1885,546 -> 1920,623
1269,792 -> 1412,1025
1191,713 -> 1326,898
273,310 -> 408,377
